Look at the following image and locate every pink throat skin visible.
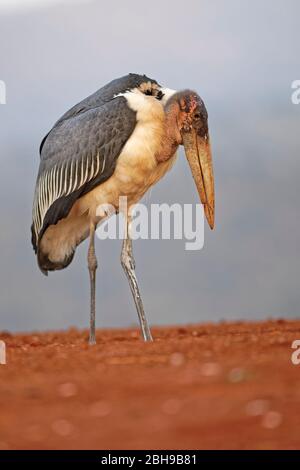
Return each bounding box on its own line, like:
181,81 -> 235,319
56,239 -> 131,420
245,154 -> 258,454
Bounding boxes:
155,101 -> 183,163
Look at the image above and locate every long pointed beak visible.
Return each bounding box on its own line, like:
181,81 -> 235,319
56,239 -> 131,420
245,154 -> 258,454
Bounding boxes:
182,130 -> 215,229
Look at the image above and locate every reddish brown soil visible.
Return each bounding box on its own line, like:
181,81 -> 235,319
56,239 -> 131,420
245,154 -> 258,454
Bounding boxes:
0,320 -> 300,450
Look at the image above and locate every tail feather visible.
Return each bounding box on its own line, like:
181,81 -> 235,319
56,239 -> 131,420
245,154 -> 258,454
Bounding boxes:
37,247 -> 75,275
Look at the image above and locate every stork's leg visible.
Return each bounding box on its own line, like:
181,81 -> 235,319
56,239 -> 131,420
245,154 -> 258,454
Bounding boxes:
88,222 -> 98,345
121,217 -> 153,342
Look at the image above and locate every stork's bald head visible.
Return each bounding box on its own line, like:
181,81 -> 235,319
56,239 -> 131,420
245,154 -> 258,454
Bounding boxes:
165,90 -> 209,142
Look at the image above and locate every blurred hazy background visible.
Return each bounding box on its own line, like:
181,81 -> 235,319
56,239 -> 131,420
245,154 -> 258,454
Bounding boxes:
0,0 -> 299,332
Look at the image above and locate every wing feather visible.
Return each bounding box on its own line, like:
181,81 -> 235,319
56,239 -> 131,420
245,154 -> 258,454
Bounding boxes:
31,97 -> 136,252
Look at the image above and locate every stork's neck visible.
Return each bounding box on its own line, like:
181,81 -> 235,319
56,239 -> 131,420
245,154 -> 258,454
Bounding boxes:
155,106 -> 182,163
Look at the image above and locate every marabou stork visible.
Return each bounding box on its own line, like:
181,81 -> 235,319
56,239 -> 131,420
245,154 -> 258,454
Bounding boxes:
31,74 -> 215,345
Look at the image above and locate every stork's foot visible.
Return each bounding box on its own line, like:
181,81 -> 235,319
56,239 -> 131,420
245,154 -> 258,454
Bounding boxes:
89,325 -> 96,346
143,329 -> 153,343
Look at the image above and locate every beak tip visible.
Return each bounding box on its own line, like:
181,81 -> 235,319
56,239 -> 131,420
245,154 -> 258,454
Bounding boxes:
205,205 -> 215,230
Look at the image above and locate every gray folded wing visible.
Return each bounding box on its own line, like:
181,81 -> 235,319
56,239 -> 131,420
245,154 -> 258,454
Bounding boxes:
31,96 -> 136,252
